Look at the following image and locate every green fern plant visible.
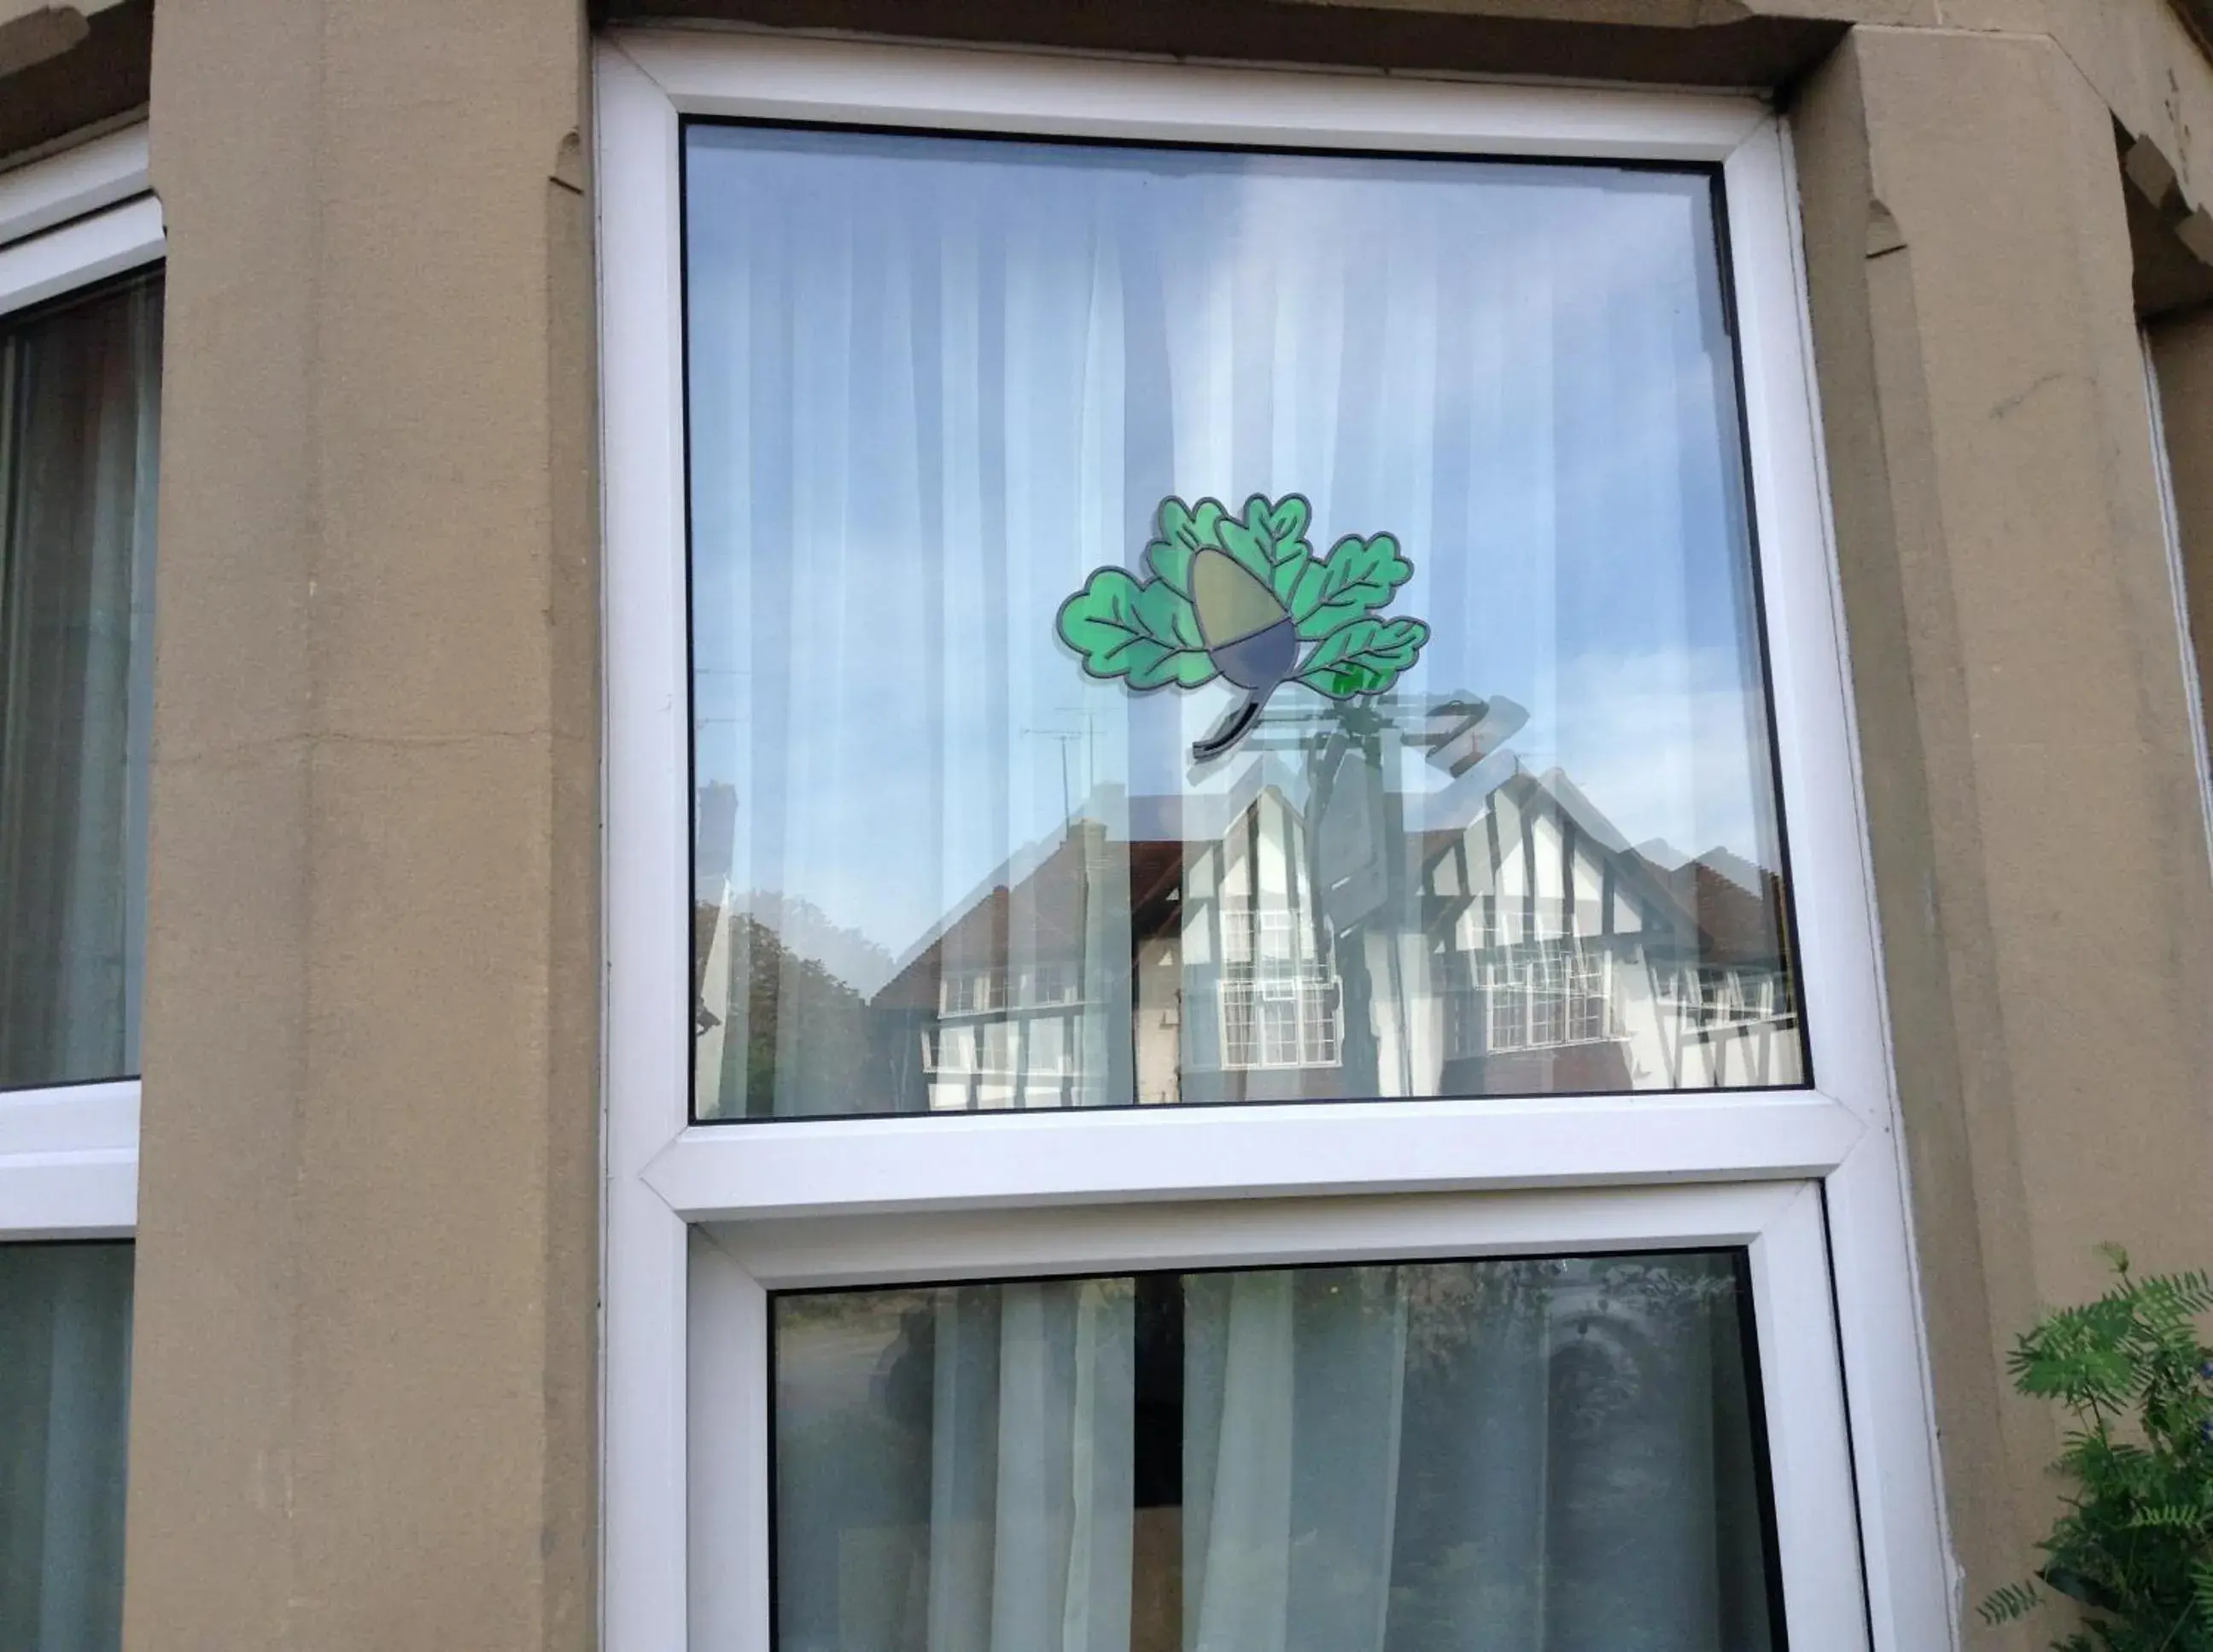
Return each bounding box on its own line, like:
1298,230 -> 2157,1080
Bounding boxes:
1981,1246 -> 2213,1650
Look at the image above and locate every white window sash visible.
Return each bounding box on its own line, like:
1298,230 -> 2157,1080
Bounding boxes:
0,1082 -> 137,1240
692,1180 -> 1863,1649
0,126 -> 149,251
597,34 -> 1952,1651
0,126 -> 161,1241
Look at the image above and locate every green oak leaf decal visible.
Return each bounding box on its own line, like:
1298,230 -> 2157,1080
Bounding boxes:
1056,566 -> 1213,690
1297,614 -> 1431,699
1289,531 -> 1415,639
1055,493 -> 1431,760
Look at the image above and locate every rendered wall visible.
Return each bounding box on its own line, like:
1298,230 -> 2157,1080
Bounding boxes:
0,0 -> 145,161
1794,24 -> 2213,1643
119,1 -> 599,1647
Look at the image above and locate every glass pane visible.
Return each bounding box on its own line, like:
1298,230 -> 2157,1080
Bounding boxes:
772,1252 -> 1780,1651
0,1242 -> 132,1652
0,272 -> 162,1089
686,128 -> 1801,1118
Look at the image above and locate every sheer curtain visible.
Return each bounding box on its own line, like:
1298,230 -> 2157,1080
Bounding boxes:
921,1281 -> 1136,1651
772,1255 -> 1777,1651
0,272 -> 162,1089
1180,1260 -> 1772,1652
0,1243 -> 134,1652
775,1279 -> 1136,1652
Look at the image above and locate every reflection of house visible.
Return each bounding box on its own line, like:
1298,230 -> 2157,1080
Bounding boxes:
867,826 -> 1172,1112
861,744 -> 1801,1113
1414,767 -> 1801,1095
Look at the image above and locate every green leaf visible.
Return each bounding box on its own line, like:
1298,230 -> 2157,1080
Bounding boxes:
1296,616 -> 1429,700
1055,567 -> 1216,691
1262,493 -> 1311,550
1289,532 -> 1416,639
1144,497 -> 1228,596
1134,575 -> 1204,654
2126,1502 -> 2210,1532
1241,492 -> 1312,594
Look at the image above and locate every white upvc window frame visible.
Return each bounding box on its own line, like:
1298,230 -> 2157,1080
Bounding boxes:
0,123 -> 161,1243
597,31 -> 1955,1652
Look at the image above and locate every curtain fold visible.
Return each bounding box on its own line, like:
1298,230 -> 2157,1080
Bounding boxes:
914,1280 -> 1136,1652
1184,1269 -> 1410,1652
0,272 -> 161,1089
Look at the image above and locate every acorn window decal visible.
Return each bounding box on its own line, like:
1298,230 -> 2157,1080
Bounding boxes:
1056,493 -> 1432,761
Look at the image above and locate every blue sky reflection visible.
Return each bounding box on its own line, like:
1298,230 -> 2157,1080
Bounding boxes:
685,126 -> 1783,976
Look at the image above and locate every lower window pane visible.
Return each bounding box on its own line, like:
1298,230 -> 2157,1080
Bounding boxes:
773,1252 -> 1781,1650
0,1242 -> 132,1652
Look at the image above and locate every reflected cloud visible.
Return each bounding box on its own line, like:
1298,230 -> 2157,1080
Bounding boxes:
1536,645 -> 1772,868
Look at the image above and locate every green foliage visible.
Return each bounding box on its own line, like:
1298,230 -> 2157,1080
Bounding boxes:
1057,492 -> 1428,701
1981,1247 -> 2213,1651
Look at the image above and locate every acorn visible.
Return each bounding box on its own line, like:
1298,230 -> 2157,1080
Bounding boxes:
1189,548 -> 1300,760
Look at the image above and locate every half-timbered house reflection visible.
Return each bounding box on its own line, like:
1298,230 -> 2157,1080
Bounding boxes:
697,698 -> 1803,1115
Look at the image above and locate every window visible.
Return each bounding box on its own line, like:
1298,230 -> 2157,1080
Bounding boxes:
0,1242 -> 132,1651
0,266 -> 161,1091
1461,937 -> 1612,1057
601,35 -> 1951,1652
1215,896 -> 1337,1074
774,1252 -> 1777,1649
2141,334 -> 2213,880
0,125 -> 162,1652
682,119 -> 1799,1119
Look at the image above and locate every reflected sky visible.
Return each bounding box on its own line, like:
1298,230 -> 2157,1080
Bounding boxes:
686,126 -> 1783,971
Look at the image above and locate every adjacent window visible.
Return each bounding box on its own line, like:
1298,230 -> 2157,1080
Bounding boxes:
0,126 -> 164,1652
0,1243 -> 131,1652
2142,333 -> 2213,879
0,271 -> 161,1090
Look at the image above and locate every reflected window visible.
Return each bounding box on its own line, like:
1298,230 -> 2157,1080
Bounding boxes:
1216,896 -> 1337,1073
685,126 -> 1802,1118
771,1251 -> 1781,1651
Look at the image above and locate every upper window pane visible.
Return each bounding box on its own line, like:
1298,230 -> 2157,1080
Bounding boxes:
686,127 -> 1801,1119
0,272 -> 161,1090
